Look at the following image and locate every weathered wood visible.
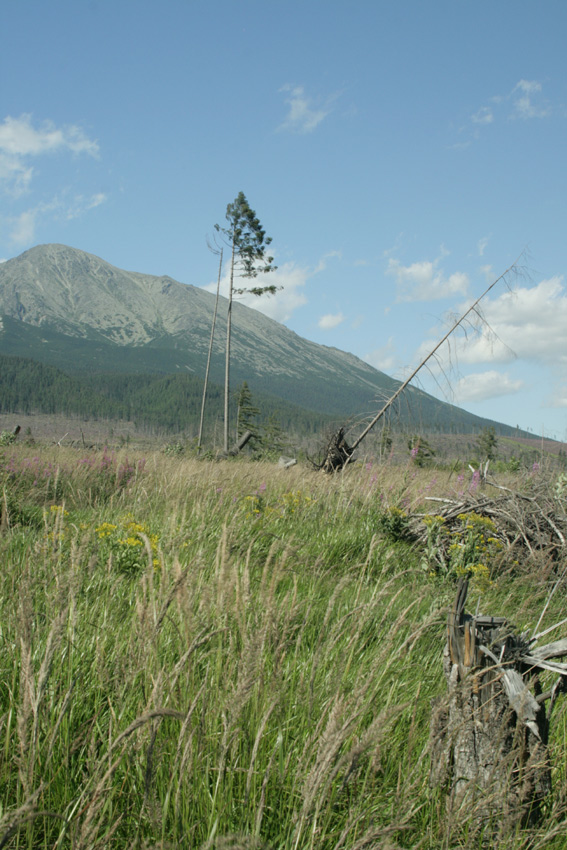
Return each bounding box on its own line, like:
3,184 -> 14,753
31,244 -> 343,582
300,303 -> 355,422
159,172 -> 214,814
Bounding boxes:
316,428 -> 355,473
528,638 -> 567,661
217,430 -> 254,459
430,579 -> 551,832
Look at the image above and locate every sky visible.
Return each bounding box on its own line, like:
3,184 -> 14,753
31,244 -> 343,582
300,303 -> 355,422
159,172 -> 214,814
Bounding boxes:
1,0 -> 567,439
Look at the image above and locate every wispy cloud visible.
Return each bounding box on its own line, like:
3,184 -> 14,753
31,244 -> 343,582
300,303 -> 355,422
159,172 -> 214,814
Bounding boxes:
0,114 -> 104,247
466,79 -> 551,135
277,85 -> 337,134
8,191 -> 107,245
203,249 -> 341,324
511,79 -> 550,119
456,277 -> 567,366
313,250 -> 342,274
413,276 -> 567,407
364,338 -> 396,373
455,370 -> 523,402
471,106 -> 494,125
0,114 -> 99,197
318,312 -> 344,330
65,192 -> 107,220
386,253 -> 469,302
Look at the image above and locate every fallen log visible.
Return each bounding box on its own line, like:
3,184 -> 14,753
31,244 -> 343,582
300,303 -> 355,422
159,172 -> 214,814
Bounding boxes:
217,429 -> 254,459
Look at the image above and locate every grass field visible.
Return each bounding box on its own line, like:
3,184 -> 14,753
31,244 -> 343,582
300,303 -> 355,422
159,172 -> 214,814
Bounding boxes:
1,445 -> 567,849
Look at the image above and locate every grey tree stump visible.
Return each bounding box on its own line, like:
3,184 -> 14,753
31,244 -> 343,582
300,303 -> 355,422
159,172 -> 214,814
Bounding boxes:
430,579 -> 551,833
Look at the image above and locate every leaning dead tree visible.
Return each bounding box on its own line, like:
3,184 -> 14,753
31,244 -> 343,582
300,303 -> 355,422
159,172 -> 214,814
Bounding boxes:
430,577 -> 567,831
317,257 -> 522,472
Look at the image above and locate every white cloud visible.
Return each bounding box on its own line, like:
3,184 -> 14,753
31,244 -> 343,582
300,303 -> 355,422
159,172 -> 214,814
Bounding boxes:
550,384 -> 567,408
203,249 -> 340,324
277,85 -> 334,134
512,79 -> 550,119
458,277 -> 567,365
66,192 -> 107,219
318,312 -> 344,330
10,208 -> 40,245
203,260 -> 308,323
414,277 -> 567,407
313,250 -> 341,274
469,79 -> 550,131
387,254 -> 469,301
0,114 -> 99,197
8,191 -> 107,245
0,114 -> 99,157
477,236 -> 490,257
455,370 -> 523,402
471,106 -> 493,125
461,79 -> 552,146
364,338 -> 396,373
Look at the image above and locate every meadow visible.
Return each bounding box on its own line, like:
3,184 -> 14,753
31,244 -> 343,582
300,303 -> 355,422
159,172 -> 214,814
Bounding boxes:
1,444 -> 567,849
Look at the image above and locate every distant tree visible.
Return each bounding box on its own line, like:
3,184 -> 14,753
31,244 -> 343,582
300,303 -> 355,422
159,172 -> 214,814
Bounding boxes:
408,434 -> 436,467
235,381 -> 260,442
379,425 -> 393,462
215,192 -> 278,453
262,412 -> 286,456
476,426 -> 498,462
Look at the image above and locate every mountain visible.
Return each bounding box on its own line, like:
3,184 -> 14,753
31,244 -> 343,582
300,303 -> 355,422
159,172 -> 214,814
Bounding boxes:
0,244 -> 520,436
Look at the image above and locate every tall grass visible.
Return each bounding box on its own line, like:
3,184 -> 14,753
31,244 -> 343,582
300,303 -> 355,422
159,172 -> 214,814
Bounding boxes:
1,447 -> 566,848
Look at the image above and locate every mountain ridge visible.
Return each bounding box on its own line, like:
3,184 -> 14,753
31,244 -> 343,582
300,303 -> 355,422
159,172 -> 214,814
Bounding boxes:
0,244 -> 523,436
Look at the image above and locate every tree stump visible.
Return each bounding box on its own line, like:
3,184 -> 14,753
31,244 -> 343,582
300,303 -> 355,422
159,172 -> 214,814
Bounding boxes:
430,579 -> 551,833
319,428 -> 354,473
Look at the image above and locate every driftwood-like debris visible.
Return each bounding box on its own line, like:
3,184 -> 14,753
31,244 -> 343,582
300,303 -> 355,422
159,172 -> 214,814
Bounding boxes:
314,428 -> 355,473
430,578 -> 567,832
409,479 -> 567,557
217,429 -> 254,459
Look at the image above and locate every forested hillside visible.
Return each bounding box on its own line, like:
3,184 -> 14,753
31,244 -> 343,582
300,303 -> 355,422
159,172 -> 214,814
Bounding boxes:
0,355 -> 331,436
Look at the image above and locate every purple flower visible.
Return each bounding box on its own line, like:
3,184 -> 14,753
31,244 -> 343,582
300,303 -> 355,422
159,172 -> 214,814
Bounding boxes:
259,482 -> 267,492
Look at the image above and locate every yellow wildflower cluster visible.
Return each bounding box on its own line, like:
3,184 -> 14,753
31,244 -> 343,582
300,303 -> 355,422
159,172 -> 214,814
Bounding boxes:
96,521 -> 117,539
456,561 -> 494,593
421,510 -> 502,591
280,490 -> 316,512
242,489 -> 317,521
95,514 -> 160,574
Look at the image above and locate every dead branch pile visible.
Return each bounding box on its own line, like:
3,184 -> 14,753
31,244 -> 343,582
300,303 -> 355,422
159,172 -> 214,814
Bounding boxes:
409,479 -> 567,558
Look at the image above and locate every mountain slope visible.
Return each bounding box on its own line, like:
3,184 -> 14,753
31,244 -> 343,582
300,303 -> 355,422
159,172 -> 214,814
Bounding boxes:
0,244 -> 519,435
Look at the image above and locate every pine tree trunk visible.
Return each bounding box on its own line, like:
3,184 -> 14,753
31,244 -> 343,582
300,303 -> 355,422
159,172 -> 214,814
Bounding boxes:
198,248 -> 222,452
223,241 -> 235,454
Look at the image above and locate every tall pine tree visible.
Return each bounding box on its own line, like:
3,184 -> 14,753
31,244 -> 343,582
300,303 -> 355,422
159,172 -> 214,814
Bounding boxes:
215,192 -> 277,452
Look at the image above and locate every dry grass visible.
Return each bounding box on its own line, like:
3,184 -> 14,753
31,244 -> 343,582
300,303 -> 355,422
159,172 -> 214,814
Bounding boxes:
0,447 -> 566,847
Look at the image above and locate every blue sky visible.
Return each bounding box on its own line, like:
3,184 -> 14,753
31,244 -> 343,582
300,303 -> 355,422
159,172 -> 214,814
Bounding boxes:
2,0 -> 567,438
